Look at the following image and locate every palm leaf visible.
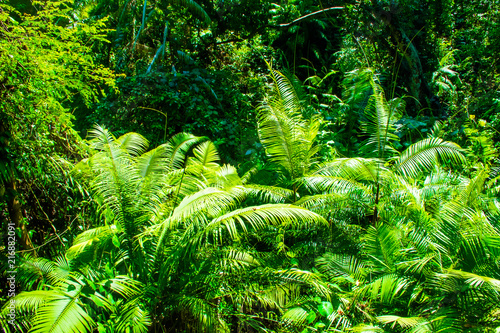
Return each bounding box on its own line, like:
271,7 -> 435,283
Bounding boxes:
29,282 -> 94,333
393,138 -> 466,179
243,184 -> 294,203
191,141 -> 220,167
257,68 -> 320,180
314,157 -> 379,182
114,132 -> 149,157
203,204 -> 327,243
165,132 -> 207,170
114,299 -> 151,333
316,252 -> 367,282
377,315 -> 424,329
356,274 -> 410,305
359,84 -> 399,158
66,225 -> 117,259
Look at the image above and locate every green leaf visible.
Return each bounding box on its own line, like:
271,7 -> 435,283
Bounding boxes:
306,311 -> 317,324
90,294 -> 104,308
314,322 -> 326,329
105,208 -> 114,223
112,235 -> 120,248
317,301 -> 334,317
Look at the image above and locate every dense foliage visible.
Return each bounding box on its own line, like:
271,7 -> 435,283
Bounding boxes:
1,0 -> 500,332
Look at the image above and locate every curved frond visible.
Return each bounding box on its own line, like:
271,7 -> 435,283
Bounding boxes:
135,144 -> 168,179
314,157 -> 380,182
299,175 -> 374,198
115,300 -> 151,333
316,252 -> 367,282
257,69 -> 320,180
176,296 -> 218,332
346,69 -> 400,159
204,204 -> 327,242
172,187 -> 242,222
66,225 -> 117,259
359,87 -> 399,158
15,256 -> 71,288
191,141 -> 219,168
377,315 -> 424,329
165,132 -> 207,170
29,283 -> 94,333
356,274 -> 410,305
393,138 -> 466,179
243,184 -> 294,203
114,132 -> 149,157
275,268 -> 331,298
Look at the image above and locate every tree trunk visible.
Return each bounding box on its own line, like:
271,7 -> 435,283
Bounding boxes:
1,121 -> 34,252
6,178 -> 34,252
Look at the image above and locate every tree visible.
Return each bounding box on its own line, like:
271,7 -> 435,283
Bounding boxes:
0,0 -> 115,253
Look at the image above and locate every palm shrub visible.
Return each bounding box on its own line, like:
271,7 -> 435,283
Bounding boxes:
305,166 -> 500,333
254,67 -> 500,332
0,254 -> 151,333
282,166 -> 500,332
255,68 -> 466,250
1,125 -> 329,332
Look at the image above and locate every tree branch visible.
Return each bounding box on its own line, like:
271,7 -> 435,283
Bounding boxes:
277,7 -> 344,28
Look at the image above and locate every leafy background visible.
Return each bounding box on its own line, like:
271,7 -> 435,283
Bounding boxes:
1,0 -> 500,332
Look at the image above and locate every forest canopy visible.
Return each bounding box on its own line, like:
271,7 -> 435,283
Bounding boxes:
1,0 -> 500,332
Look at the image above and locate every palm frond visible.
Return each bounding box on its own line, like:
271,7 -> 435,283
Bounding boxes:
243,184 -> 294,203
299,175 -> 374,198
176,296 -> 219,332
314,157 -> 380,182
165,132 -> 207,170
377,315 -> 424,329
15,255 -> 71,288
356,274 -> 410,305
268,68 -> 302,112
257,68 -> 320,180
217,248 -> 261,273
274,268 -> 331,298
114,132 -> 149,157
29,281 -> 94,333
114,299 -> 151,333
282,307 -> 308,327
203,204 -> 327,243
171,187 -> 242,222
214,164 -> 242,188
359,85 -> 399,158
410,308 -> 462,333
362,223 -> 402,270
101,276 -> 144,298
190,141 -> 220,169
393,137 -> 466,179
66,225 -> 117,259
345,68 -> 400,159
316,252 -> 367,282
134,144 -> 168,179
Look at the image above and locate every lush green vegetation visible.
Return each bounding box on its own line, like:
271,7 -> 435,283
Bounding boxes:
1,0 -> 500,332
